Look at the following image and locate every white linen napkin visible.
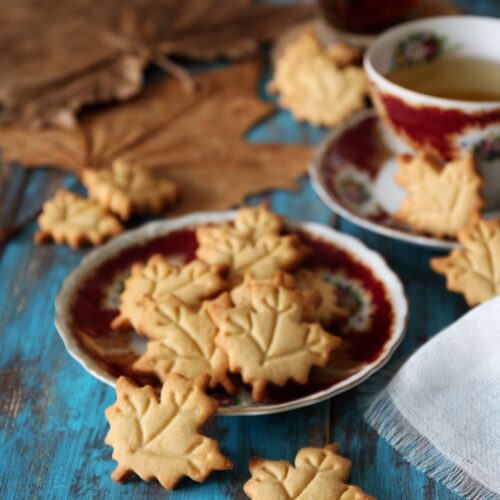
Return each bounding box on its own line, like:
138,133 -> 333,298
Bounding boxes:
364,297 -> 500,500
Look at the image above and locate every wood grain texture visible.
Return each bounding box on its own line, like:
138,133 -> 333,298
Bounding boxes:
1,32 -> 492,497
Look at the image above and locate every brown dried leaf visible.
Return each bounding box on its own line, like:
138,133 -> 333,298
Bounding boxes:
0,0 -> 312,128
0,60 -> 312,214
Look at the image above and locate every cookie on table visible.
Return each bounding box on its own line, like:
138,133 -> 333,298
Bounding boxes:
431,218 -> 500,306
208,273 -> 341,401
394,152 -> 484,238
82,159 -> 178,220
268,30 -> 368,127
294,268 -> 349,325
34,189 -> 123,249
111,255 -> 227,331
244,444 -> 375,499
196,205 -> 309,284
133,293 -> 235,394
105,374 -> 232,490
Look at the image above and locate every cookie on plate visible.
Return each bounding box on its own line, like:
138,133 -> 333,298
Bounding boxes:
244,444 -> 375,499
294,269 -> 349,325
196,205 -> 309,284
431,218 -> 500,306
268,30 -> 368,127
133,293 -> 235,394
111,255 -> 227,332
34,189 -> 123,249
230,272 -> 321,323
208,274 -> 341,401
82,159 -> 178,220
105,374 -> 232,490
394,152 -> 484,238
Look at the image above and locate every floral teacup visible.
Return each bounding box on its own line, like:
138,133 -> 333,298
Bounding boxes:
364,16 -> 500,208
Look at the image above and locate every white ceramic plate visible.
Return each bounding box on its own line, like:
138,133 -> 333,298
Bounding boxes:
55,211 -> 408,415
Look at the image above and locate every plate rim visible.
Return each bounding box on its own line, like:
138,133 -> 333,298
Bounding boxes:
55,210 -> 409,416
309,108 -> 461,250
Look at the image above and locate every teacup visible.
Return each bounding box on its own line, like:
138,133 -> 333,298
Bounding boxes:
364,16 -> 500,208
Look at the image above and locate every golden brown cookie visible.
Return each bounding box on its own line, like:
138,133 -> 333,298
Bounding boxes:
431,218 -> 500,306
208,275 -> 341,401
244,444 -> 375,500
294,269 -> 349,325
394,152 -> 484,238
230,272 -> 321,323
196,205 -> 309,284
82,159 -> 178,220
268,31 -> 368,126
105,374 -> 232,490
111,255 -> 227,332
34,189 -> 123,249
133,294 -> 235,394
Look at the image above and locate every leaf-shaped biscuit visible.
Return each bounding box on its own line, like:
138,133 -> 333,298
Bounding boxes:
394,152 -> 484,238
230,272 -> 322,323
208,276 -> 341,401
105,374 -> 232,489
82,159 -> 178,220
268,31 -> 368,126
112,255 -> 227,331
196,205 -> 309,283
431,219 -> 500,306
34,189 -> 123,248
294,269 -> 349,325
133,294 -> 235,394
244,444 -> 375,499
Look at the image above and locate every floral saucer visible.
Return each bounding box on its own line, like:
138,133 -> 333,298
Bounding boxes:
55,211 -> 408,416
310,109 -> 500,249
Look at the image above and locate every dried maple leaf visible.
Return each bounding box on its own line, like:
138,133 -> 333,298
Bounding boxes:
244,444 -> 375,499
394,152 -> 484,238
196,204 -> 310,283
0,60 -> 312,214
0,0 -> 312,128
133,294 -> 235,393
105,374 -> 233,489
431,219 -> 500,306
35,189 -> 123,248
112,255 -> 227,332
208,277 -> 341,401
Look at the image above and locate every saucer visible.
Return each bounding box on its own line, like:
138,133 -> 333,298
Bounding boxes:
310,109 -> 499,249
55,211 -> 408,416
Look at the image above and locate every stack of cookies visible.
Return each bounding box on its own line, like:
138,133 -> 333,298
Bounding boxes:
112,204 -> 348,402
103,204 -> 376,497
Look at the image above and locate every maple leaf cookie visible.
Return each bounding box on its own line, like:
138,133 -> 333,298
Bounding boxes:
105,374 -> 232,489
111,255 -> 227,331
294,269 -> 349,325
196,205 -> 309,283
34,189 -> 123,249
208,275 -> 341,401
244,444 -> 375,499
82,159 -> 178,220
268,31 -> 368,126
394,152 -> 484,238
230,272 -> 322,323
431,219 -> 500,306
133,294 -> 235,394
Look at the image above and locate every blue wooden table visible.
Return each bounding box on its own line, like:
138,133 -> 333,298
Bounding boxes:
1,3 -> 498,498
